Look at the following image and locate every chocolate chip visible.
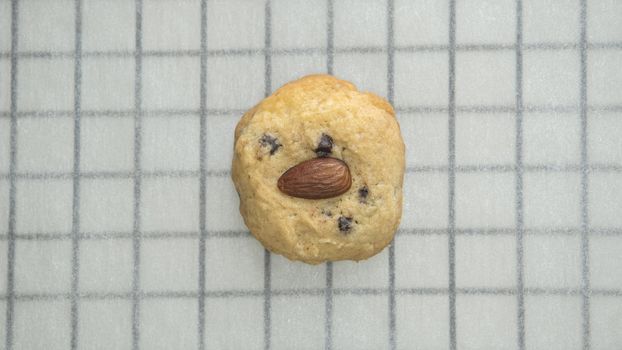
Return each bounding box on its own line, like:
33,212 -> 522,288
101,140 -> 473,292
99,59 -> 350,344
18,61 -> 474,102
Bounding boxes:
260,134 -> 281,155
338,216 -> 353,233
315,133 -> 334,157
358,186 -> 369,202
322,209 -> 333,217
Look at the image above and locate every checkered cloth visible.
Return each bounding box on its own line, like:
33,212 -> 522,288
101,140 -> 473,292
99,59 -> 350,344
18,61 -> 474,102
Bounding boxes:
1,0 -> 621,349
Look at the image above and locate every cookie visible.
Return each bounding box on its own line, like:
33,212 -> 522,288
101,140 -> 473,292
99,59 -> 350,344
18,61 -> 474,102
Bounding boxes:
232,75 -> 405,264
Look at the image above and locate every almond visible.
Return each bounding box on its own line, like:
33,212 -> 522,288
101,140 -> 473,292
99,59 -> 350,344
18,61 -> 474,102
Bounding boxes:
277,157 -> 352,199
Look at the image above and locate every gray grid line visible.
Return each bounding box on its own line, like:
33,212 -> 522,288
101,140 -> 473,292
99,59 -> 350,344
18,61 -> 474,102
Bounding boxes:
3,287 -> 619,303
1,170 -> 201,180
398,227 -> 622,236
514,1 -> 526,349
197,0 -> 208,349
397,104 -> 622,114
398,104 -> 622,114
2,287 -> 618,299
3,103 -> 622,120
131,0 -> 143,349
326,0 -> 334,75
1,40 -> 621,60
263,1 -> 272,349
5,0 -> 19,348
4,162 -> 621,184
579,1 -> 591,349
0,108 -> 231,118
406,163 -> 622,173
70,0 -> 83,348
387,0 -> 397,349
1,226 -> 621,243
324,259 -> 333,350
447,0 -> 457,348
2,230 -> 248,241
324,0 -> 334,349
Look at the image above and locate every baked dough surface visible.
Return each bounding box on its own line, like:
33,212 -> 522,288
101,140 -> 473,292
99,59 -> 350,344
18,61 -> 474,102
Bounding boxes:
232,75 -> 405,264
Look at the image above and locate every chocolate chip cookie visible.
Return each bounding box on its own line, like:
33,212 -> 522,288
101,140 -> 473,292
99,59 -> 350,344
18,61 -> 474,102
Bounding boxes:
232,75 -> 405,264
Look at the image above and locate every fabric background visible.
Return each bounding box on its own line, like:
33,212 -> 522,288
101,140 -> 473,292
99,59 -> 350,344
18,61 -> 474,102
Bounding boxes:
1,0 -> 621,349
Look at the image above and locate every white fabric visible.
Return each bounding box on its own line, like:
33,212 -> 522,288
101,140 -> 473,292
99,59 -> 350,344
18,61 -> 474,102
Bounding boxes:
1,0 -> 621,349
